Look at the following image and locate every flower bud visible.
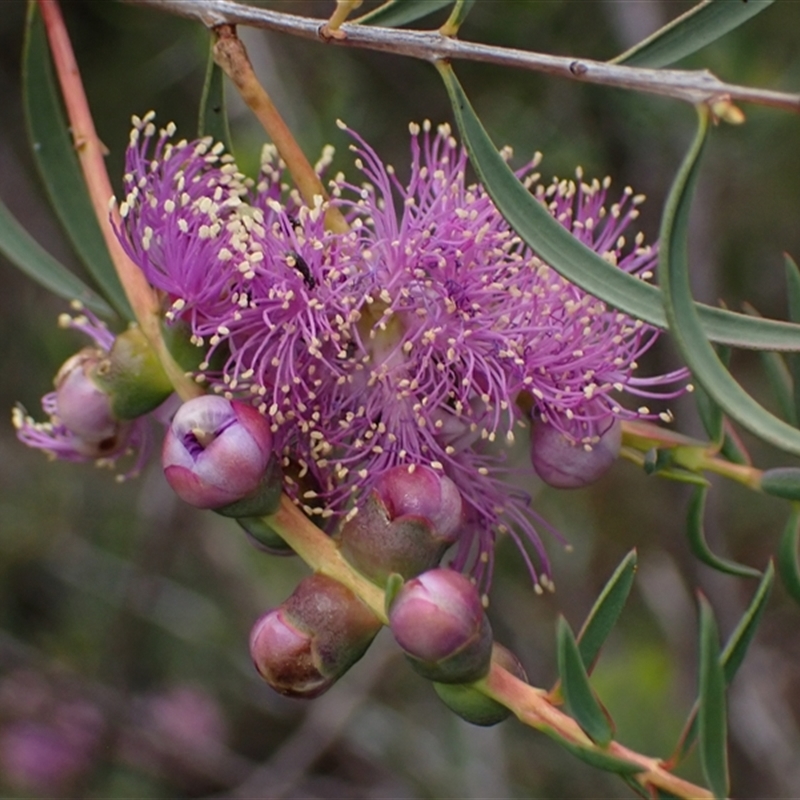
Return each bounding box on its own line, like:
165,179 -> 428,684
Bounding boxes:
375,465 -> 463,541
55,349 -> 118,444
163,396 -> 273,509
250,574 -> 381,698
388,568 -> 492,683
433,642 -> 527,726
338,465 -> 464,585
531,417 -> 621,489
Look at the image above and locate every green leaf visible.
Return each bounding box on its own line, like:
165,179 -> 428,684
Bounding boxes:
545,731 -> 643,775
437,63 -> 800,353
675,563 -> 773,760
441,0 -> 476,34
23,4 -> 131,319
784,254 -> 800,425
576,550 -> 637,672
686,485 -> 761,579
0,195 -> 113,317
697,595 -> 729,800
720,561 -> 774,683
198,38 -> 233,152
612,0 -> 775,68
718,423 -> 751,466
761,467 -> 800,502
556,617 -> 613,746
777,504 -> 800,606
355,0 -> 453,27
658,105 -> 800,457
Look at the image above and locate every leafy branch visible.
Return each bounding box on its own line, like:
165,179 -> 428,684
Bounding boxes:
126,0 -> 800,113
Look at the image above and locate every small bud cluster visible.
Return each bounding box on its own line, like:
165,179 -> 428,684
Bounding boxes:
13,309 -> 160,478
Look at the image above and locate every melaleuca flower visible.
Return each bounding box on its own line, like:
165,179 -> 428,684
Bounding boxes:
12,306 -> 151,478
115,115 -> 686,588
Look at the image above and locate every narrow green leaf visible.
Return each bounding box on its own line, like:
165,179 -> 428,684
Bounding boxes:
544,731 -> 643,775
718,421 -> 751,467
198,38 -> 233,152
697,596 -> 729,800
694,345 -> 730,444
777,504 -> 800,606
355,0 -> 453,27
658,105 -> 800,457
761,467 -> 800,502
744,303 -> 797,425
436,63 -> 800,353
758,352 -> 796,425
686,485 -> 761,579
441,0 -> 476,34
720,560 -> 774,683
556,617 -> 613,746
576,550 -> 637,672
675,563 -> 773,761
23,4 -> 130,319
784,254 -> 800,425
612,0 -> 775,68
0,196 -> 113,316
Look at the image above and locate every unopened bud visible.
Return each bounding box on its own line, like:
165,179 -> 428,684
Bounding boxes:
338,465 -> 464,584
433,642 -> 527,726
55,349 -> 118,444
375,465 -> 463,540
531,418 -> 621,489
163,396 -> 273,509
388,568 -> 492,683
250,573 -> 381,698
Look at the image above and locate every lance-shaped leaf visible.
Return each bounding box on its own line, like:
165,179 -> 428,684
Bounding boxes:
556,617 -> 613,746
440,0 -> 476,35
198,38 -> 233,153
548,733 -> 643,776
697,596 -> 729,800
23,4 -> 130,319
658,105 -> 800,457
784,254 -> 800,425
777,504 -> 800,606
355,0 -> 453,27
674,562 -> 773,761
760,467 -> 800,502
437,63 -> 800,353
612,0 -> 775,68
575,550 -> 637,672
686,485 -> 761,579
0,196 -> 112,316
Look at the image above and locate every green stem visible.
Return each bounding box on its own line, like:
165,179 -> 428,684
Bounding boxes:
621,420 -> 762,490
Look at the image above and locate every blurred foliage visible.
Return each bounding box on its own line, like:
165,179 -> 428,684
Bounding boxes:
1,1 -> 800,797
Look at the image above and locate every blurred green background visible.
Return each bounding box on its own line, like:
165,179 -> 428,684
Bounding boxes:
1,1 -> 800,797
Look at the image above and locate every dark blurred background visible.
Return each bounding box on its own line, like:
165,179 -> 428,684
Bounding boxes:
1,1 -> 800,797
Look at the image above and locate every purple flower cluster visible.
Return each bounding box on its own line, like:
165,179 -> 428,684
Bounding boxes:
115,113 -> 685,587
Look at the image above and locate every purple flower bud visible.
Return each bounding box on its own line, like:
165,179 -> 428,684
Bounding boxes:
433,642 -> 527,726
338,465 -> 465,584
163,396 -> 273,509
374,465 -> 463,542
54,349 -> 117,444
250,574 -> 381,698
531,418 -> 621,489
388,568 -> 493,683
